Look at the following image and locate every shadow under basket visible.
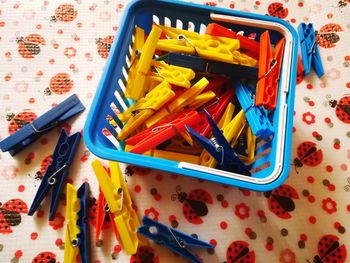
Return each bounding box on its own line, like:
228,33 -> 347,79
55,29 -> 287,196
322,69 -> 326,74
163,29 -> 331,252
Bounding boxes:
84,0 -> 299,191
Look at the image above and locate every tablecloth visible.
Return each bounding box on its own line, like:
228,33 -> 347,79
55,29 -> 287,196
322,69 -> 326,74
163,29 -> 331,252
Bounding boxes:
0,0 -> 349,262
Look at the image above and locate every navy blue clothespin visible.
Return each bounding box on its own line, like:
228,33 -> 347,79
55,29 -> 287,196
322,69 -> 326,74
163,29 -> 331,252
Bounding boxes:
234,80 -> 274,139
168,53 -> 258,80
28,128 -> 81,220
186,109 -> 251,176
0,94 -> 85,156
298,23 -> 324,78
138,216 -> 213,263
64,182 -> 91,263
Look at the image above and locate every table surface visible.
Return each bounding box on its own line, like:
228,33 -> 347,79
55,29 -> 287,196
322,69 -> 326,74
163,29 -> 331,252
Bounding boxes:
0,0 -> 349,262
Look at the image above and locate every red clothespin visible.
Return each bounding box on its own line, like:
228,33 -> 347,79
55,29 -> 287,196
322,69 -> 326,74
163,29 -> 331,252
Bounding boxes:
126,110 -> 200,154
236,35 -> 260,60
255,31 -> 285,110
205,23 -> 237,38
203,77 -> 228,92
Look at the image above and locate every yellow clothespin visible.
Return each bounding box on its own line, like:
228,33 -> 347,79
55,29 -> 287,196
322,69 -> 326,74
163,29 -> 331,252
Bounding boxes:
125,27 -> 145,99
64,182 -> 90,263
188,91 -> 216,109
150,60 -> 195,88
145,77 -> 209,128
236,126 -> 256,163
92,160 -> 143,255
126,26 -> 162,100
117,81 -> 175,140
157,25 -> 241,64
232,50 -> 258,67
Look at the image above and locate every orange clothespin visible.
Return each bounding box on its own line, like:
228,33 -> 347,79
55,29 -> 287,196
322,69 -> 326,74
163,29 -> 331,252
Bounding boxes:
255,31 -> 285,110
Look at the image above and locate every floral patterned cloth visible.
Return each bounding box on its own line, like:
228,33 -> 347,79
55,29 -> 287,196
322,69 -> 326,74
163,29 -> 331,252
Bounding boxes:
0,0 -> 349,262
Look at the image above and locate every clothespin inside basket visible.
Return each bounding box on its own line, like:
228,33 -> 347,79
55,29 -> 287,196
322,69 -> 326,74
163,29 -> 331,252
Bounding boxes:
298,23 -> 324,78
145,78 -> 208,128
64,182 -> 91,263
234,125 -> 256,163
205,23 -> 237,38
138,216 -> 214,263
255,31 -> 285,110
186,109 -> 251,176
28,128 -> 81,220
234,80 -> 274,139
117,81 -> 175,140
0,94 -> 85,156
126,109 -> 200,154
168,53 -> 258,79
92,160 -> 145,255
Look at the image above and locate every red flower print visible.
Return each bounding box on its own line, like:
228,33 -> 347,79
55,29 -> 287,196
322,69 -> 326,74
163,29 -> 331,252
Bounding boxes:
302,112 -> 316,125
234,203 -> 250,220
280,248 -> 296,263
322,198 -> 337,214
1,165 -> 19,180
144,207 -> 159,221
64,47 -> 76,58
49,212 -> 65,230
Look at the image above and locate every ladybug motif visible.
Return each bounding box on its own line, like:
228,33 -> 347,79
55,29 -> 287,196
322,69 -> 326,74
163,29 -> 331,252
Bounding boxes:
29,155 -> 53,185
171,186 -> 213,224
307,234 -> 347,263
226,240 -> 255,263
267,2 -> 288,18
294,141 -> 323,169
49,73 -> 74,94
205,2 -> 217,6
0,199 -> 28,234
16,34 -> 46,59
130,246 -> 159,263
334,0 -> 350,10
264,184 -> 299,219
51,4 -> 77,22
96,35 -> 114,59
125,165 -> 152,176
316,23 -> 343,48
329,96 -> 350,124
31,251 -> 57,263
7,111 -> 37,135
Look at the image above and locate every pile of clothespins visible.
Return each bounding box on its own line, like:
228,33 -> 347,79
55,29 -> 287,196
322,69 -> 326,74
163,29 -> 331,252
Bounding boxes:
0,20 -> 324,263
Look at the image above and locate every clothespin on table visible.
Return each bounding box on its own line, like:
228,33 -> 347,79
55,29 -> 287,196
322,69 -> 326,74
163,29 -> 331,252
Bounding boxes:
28,128 -> 81,220
186,109 -> 251,176
92,160 -> 144,255
255,31 -> 285,110
298,23 -> 325,78
168,53 -> 258,79
138,216 -> 214,263
64,182 -> 91,263
126,109 -> 200,154
0,94 -> 85,156
234,80 -> 274,139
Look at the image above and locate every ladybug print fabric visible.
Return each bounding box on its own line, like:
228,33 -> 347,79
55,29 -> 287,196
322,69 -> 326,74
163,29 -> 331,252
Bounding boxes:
0,0 -> 350,262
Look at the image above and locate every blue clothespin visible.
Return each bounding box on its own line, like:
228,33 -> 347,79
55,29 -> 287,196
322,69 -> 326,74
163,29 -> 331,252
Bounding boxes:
234,80 -> 274,139
138,216 -> 213,263
168,53 -> 258,80
28,128 -> 81,220
186,109 -> 251,176
298,23 -> 324,78
64,182 -> 91,263
0,94 -> 85,156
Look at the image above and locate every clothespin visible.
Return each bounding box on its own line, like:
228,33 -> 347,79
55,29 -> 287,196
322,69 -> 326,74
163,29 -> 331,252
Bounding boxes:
298,23 -> 324,78
145,78 -> 208,128
0,94 -> 85,156
236,35 -> 260,60
234,125 -> 256,163
92,160 -> 143,255
186,109 -> 251,176
158,135 -> 204,156
126,109 -> 200,154
28,128 -> 81,220
188,91 -> 216,109
157,25 -> 242,64
205,23 -> 237,38
168,53 -> 258,79
255,31 -> 285,110
125,26 -> 145,99
149,60 -> 196,88
64,182 -> 91,263
117,81 -> 175,140
234,80 -> 274,139
126,25 -> 162,100
138,216 -> 214,263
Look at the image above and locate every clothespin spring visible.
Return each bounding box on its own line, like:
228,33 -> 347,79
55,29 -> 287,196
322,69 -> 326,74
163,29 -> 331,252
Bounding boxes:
115,187 -> 124,211
131,107 -> 156,116
168,227 -> 186,248
67,223 -> 80,247
258,59 -> 277,81
48,164 -> 68,185
151,124 -> 175,133
128,49 -> 142,70
177,34 -> 198,54
30,121 -> 59,133
210,138 -> 225,165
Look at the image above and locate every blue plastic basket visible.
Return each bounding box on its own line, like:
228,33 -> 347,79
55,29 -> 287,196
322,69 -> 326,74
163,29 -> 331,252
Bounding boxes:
84,0 -> 298,191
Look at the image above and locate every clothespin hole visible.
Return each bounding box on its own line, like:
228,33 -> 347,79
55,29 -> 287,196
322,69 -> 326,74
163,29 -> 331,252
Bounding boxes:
71,238 -> 79,247
149,226 -> 158,235
135,49 -> 142,57
207,39 -> 219,48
